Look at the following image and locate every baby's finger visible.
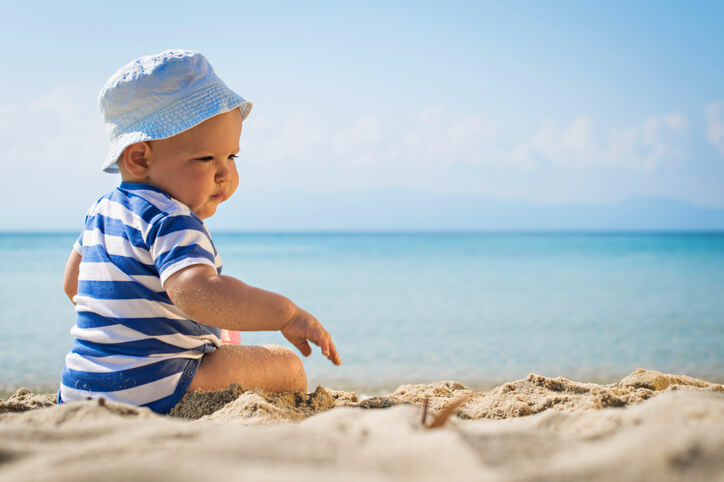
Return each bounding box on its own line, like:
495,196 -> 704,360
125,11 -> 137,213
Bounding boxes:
328,340 -> 341,365
310,327 -> 329,351
319,334 -> 339,365
319,335 -> 331,358
293,340 -> 312,357
320,333 -> 336,360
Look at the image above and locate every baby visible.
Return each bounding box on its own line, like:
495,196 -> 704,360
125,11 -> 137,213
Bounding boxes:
59,49 -> 341,414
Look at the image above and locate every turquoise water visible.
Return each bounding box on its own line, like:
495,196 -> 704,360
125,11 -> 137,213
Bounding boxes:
1,232 -> 723,391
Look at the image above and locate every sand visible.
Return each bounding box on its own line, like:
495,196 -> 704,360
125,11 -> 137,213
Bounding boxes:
1,368 -> 723,481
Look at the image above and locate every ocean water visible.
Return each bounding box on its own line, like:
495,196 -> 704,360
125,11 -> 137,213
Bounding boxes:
1,232 -> 723,392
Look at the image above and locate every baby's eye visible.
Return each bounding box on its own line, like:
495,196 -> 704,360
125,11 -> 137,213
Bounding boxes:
195,156 -> 214,162
228,154 -> 238,160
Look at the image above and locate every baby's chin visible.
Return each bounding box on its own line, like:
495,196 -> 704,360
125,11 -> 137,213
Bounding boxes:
194,206 -> 217,220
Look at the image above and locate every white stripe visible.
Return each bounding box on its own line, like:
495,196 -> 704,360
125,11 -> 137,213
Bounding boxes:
75,296 -> 188,320
71,323 -> 149,344
133,189 -> 192,217
154,227 -> 216,260
60,371 -> 184,406
71,323 -> 220,350
94,198 -> 152,239
79,260 -> 129,282
78,262 -> 164,292
132,275 -> 164,292
82,229 -> 153,265
156,333 -> 221,349
65,351 -> 201,373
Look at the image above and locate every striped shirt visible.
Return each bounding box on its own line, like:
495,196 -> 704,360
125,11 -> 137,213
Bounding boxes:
59,182 -> 222,413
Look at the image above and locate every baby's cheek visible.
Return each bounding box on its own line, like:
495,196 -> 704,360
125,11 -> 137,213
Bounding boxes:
228,167 -> 240,196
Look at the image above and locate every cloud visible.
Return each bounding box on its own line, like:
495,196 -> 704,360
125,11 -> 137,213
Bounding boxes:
245,106 -> 501,170
401,107 -> 500,166
243,105 -> 691,175
511,116 -> 596,167
512,113 -> 688,170
706,101 -> 724,156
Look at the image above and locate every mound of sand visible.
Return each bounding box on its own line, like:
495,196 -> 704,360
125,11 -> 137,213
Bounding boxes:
0,387 -> 56,414
171,384 -> 346,424
1,369 -> 723,481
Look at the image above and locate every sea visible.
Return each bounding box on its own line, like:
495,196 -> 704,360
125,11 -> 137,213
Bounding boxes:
1,232 -> 723,394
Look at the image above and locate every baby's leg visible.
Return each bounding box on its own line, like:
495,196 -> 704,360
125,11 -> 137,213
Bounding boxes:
187,344 -> 307,393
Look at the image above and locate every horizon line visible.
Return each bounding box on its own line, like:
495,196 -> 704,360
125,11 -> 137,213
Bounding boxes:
2,229 -> 724,236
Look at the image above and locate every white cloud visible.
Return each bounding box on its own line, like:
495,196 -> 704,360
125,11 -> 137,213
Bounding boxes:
512,113 -> 688,170
400,107 -> 500,167
245,106 -> 502,170
243,106 -> 691,176
706,101 -> 724,156
641,113 -> 688,168
511,116 -> 596,167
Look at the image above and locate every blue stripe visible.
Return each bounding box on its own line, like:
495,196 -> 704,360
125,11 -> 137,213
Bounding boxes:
120,181 -> 169,196
75,311 -> 117,328
72,338 -> 215,358
146,214 -> 209,249
61,367 -> 94,393
156,244 -> 216,275
111,186 -> 167,225
81,244 -> 111,263
62,357 -> 192,392
156,215 -> 207,236
77,280 -> 172,303
143,357 -> 200,414
144,394 -> 181,414
81,245 -> 157,276
76,311 -> 218,338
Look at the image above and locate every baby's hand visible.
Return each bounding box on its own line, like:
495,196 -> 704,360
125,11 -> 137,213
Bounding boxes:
281,308 -> 341,365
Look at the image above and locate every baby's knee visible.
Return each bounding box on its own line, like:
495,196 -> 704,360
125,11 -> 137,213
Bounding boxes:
265,344 -> 307,391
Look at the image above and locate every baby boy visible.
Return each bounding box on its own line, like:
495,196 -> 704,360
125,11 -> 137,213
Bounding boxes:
59,49 -> 341,414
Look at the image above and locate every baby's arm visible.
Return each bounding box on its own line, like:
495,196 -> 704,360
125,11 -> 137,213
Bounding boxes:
63,250 -> 82,305
164,264 -> 341,365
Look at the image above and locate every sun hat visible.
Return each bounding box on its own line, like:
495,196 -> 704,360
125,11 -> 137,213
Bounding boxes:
99,49 -> 252,173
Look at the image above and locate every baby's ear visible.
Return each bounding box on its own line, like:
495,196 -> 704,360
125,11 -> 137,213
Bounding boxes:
121,143 -> 151,179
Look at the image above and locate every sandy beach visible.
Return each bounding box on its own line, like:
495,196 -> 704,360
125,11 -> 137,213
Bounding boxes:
1,368 -> 723,481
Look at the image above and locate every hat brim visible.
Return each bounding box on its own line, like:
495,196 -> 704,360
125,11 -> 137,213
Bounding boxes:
102,83 -> 252,173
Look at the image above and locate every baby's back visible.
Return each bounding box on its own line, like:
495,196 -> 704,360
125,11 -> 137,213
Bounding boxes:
59,182 -> 223,413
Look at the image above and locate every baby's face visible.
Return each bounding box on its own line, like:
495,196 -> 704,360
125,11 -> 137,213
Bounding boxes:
146,109 -> 242,219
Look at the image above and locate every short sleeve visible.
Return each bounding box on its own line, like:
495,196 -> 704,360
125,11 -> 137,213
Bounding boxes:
147,214 -> 218,286
72,231 -> 83,255
74,209 -> 95,255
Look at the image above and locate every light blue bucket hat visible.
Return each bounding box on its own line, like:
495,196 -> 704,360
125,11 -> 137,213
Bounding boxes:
99,49 -> 252,173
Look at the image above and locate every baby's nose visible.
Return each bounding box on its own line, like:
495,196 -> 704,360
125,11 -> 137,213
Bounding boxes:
215,161 -> 231,181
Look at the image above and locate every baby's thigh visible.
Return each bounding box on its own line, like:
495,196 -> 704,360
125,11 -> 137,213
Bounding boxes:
187,344 -> 307,393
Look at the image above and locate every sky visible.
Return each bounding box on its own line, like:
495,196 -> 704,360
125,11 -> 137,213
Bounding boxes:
1,1 -> 723,230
